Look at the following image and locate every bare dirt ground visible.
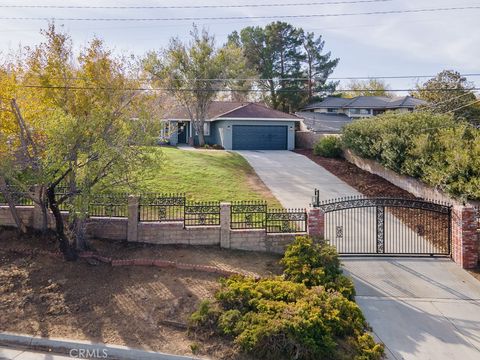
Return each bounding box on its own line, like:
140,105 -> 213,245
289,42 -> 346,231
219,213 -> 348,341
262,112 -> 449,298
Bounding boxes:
0,229 -> 282,359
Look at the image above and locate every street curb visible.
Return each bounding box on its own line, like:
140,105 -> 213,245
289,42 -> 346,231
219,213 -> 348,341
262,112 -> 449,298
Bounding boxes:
0,332 -> 204,360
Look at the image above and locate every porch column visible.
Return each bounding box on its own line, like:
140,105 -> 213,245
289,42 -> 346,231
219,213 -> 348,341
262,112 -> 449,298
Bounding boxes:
188,121 -> 194,146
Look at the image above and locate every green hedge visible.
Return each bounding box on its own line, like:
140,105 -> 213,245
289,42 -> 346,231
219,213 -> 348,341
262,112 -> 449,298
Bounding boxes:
342,111 -> 480,200
190,236 -> 383,360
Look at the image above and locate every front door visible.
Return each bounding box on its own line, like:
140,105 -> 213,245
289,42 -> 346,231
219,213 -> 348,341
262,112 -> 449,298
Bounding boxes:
178,122 -> 187,143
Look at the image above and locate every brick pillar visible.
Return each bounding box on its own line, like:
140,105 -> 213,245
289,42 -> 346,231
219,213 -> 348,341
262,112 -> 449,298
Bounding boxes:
127,195 -> 139,242
32,185 -> 44,231
451,206 -> 478,269
220,202 -> 231,248
307,208 -> 325,239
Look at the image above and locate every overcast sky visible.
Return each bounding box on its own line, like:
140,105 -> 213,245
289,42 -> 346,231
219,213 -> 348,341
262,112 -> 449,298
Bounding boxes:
0,0 -> 479,92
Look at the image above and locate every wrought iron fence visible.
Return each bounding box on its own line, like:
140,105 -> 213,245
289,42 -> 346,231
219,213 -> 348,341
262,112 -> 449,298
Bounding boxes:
88,193 -> 129,218
231,201 -> 267,229
184,201 -> 220,226
313,192 -> 452,256
53,186 -> 71,211
139,193 -> 185,222
266,208 -> 307,234
0,186 -> 33,206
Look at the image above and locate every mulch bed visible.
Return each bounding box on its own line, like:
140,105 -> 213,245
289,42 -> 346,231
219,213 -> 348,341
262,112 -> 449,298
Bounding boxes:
294,149 -> 417,199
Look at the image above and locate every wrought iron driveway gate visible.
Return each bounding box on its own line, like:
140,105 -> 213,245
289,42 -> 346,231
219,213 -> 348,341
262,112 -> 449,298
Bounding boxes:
312,190 -> 451,256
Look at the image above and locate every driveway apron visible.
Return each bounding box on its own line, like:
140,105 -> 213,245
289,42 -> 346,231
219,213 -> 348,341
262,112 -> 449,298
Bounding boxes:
237,150 -> 480,360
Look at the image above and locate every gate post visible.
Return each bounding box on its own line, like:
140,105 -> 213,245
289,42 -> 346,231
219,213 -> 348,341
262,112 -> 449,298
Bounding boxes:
127,195 -> 139,242
307,208 -> 324,239
451,206 -> 478,269
220,202 -> 231,249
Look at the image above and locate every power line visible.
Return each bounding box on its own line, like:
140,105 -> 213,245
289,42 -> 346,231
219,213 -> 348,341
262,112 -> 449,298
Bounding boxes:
445,99 -> 480,114
14,73 -> 480,82
16,84 -> 480,92
1,6 -> 479,21
421,91 -> 478,110
0,0 -> 393,10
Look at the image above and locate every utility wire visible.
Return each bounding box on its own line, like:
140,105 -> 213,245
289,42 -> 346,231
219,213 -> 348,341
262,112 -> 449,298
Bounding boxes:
1,6 -> 479,21
13,73 -> 480,82
0,0 -> 393,9
445,99 -> 480,114
16,84 -> 480,92
421,91 -> 478,109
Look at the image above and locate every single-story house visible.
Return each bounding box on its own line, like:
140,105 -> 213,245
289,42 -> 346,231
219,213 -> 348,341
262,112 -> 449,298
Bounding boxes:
301,95 -> 427,119
296,112 -> 352,134
161,101 -> 300,150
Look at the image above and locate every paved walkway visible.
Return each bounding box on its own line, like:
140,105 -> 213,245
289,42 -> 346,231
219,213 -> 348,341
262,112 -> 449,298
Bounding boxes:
343,258 -> 480,360
237,150 -> 480,359
236,150 -> 360,208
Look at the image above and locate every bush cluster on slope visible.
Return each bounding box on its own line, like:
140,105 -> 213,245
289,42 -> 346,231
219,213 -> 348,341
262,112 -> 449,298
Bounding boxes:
342,111 -> 480,200
190,236 -> 384,360
313,136 -> 343,158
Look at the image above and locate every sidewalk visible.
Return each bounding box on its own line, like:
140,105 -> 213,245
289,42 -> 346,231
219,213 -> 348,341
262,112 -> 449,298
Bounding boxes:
0,332 -> 202,360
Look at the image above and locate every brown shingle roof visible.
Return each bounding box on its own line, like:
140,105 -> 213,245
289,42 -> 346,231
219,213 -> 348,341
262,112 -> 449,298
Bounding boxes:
164,101 -> 298,121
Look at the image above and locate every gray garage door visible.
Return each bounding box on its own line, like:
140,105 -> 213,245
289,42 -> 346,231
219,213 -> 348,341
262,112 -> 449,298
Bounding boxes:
232,125 -> 288,150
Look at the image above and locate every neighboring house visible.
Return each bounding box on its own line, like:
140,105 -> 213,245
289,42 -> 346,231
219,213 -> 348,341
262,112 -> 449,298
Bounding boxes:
297,95 -> 427,134
301,95 -> 426,118
162,101 -> 300,150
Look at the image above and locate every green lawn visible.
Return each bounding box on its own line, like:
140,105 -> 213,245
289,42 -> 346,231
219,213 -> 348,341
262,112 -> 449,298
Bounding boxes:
131,146 -> 281,206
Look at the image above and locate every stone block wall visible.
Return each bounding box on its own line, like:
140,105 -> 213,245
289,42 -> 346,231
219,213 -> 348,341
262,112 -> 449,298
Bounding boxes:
86,217 -> 128,241
0,206 -> 34,227
0,201 -> 299,255
138,222 -> 220,246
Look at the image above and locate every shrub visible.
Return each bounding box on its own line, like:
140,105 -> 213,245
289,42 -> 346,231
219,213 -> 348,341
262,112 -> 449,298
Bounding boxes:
281,236 -> 355,300
193,276 -> 380,360
342,111 -> 480,200
190,236 -> 380,359
313,136 -> 343,158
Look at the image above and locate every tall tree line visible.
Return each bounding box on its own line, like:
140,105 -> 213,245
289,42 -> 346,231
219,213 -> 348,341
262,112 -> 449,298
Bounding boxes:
228,21 -> 339,112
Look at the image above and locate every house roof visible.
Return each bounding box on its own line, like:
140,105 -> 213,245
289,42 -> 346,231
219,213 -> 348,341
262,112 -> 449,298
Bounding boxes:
303,97 -> 350,110
296,112 -> 352,133
164,101 -> 299,121
303,95 -> 427,110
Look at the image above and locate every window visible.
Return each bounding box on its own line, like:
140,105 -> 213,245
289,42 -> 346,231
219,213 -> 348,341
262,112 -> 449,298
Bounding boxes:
349,108 -> 371,115
203,122 -> 210,136
327,108 -> 338,113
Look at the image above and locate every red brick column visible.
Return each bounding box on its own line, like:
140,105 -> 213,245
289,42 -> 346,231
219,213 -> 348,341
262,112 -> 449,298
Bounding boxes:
307,208 -> 325,239
451,206 -> 478,269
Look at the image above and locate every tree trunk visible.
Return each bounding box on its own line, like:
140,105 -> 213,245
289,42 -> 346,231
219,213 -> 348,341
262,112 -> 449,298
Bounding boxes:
46,186 -> 77,261
0,177 -> 27,234
40,199 -> 49,233
197,129 -> 206,147
71,211 -> 89,251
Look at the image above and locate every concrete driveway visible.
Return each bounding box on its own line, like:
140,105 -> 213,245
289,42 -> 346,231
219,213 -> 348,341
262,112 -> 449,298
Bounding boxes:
238,150 -> 480,359
343,258 -> 480,360
236,150 -> 360,208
